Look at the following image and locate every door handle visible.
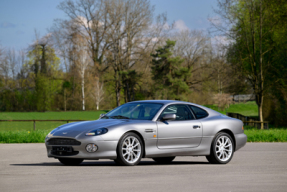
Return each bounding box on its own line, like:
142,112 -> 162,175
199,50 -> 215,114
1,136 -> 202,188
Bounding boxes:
193,125 -> 201,129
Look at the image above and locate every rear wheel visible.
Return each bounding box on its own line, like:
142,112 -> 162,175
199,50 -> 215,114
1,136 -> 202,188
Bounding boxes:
206,132 -> 234,164
58,158 -> 83,166
115,132 -> 143,166
152,156 -> 176,164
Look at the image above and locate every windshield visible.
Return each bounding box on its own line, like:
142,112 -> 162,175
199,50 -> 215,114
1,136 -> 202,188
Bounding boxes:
102,103 -> 163,120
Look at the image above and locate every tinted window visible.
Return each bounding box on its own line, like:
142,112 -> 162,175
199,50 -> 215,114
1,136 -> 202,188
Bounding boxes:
103,103 -> 163,120
189,105 -> 208,119
159,105 -> 195,120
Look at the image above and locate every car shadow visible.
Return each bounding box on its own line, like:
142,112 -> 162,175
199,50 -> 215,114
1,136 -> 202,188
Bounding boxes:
10,160 -> 210,167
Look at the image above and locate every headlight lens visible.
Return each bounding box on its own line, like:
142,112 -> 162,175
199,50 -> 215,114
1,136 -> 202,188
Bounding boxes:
85,128 -> 108,136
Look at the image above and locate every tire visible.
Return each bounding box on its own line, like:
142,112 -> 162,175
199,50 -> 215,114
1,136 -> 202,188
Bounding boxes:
152,156 -> 176,164
206,132 -> 234,164
58,158 -> 83,166
115,132 -> 143,166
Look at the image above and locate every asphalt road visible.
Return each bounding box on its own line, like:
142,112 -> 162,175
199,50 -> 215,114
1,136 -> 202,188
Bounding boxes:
0,143 -> 287,192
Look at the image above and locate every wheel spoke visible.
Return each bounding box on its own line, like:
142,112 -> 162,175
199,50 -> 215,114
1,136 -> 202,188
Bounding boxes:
133,149 -> 140,152
133,143 -> 139,148
224,151 -> 228,158
131,138 -> 135,145
224,138 -> 229,145
123,152 -> 128,156
218,152 -> 223,159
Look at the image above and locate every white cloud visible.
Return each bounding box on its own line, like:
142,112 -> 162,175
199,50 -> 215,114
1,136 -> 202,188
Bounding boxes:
174,20 -> 189,31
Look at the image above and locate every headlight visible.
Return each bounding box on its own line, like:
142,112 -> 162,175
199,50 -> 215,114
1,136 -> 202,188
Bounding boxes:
86,128 -> 108,136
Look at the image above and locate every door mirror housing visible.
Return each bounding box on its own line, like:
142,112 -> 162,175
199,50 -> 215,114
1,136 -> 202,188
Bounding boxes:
99,113 -> 106,119
162,114 -> 176,121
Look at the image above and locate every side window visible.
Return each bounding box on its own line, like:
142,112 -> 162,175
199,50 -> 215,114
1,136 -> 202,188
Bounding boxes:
189,105 -> 208,119
159,105 -> 195,120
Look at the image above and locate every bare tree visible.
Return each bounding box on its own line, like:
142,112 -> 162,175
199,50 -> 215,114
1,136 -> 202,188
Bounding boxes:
172,30 -> 213,89
92,79 -> 104,110
73,34 -> 91,111
0,50 -> 9,86
107,0 -> 169,105
58,0 -> 116,77
7,48 -> 17,80
17,49 -> 28,88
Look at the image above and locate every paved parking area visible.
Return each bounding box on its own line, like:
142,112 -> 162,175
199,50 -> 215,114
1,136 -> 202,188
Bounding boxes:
0,143 -> 287,192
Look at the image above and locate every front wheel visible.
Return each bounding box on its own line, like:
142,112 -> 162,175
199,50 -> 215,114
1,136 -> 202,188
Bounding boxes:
58,158 -> 83,166
115,132 -> 143,166
152,156 -> 175,164
206,132 -> 234,164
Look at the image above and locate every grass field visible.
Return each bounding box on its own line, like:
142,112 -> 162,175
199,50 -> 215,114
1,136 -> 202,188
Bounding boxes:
205,101 -> 258,117
0,101 -> 286,143
0,111 -> 108,132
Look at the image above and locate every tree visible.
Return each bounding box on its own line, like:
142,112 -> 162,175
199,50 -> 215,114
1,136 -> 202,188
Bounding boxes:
7,48 -> 17,80
57,0 -> 114,78
172,30 -> 214,91
151,40 -> 190,100
26,34 -> 61,111
213,0 -> 287,128
107,0 -> 166,106
78,45 -> 91,111
91,79 -> 104,110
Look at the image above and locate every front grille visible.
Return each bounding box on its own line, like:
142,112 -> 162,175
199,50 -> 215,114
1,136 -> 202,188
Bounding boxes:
47,138 -> 81,146
51,146 -> 79,156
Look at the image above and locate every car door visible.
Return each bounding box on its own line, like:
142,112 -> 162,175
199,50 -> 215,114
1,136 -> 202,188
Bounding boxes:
156,104 -> 202,149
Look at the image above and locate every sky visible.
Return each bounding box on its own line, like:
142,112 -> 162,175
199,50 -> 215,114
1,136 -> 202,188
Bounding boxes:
0,0 -> 218,50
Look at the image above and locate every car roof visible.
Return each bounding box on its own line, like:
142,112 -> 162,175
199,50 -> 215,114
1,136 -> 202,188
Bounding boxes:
127,100 -> 186,105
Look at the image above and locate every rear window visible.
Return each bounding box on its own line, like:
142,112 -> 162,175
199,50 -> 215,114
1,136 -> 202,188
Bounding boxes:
189,105 -> 208,119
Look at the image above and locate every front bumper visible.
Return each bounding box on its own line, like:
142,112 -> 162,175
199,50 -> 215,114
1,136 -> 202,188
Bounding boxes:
235,133 -> 247,151
45,136 -> 118,159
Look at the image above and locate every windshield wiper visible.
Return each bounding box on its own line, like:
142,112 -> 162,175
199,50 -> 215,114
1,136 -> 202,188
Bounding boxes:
109,115 -> 130,119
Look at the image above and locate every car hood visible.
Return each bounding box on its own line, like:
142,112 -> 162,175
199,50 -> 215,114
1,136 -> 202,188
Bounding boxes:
51,119 -> 127,137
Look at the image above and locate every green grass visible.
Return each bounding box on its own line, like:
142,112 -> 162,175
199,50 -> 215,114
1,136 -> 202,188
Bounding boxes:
0,130 -> 50,143
245,128 -> 287,142
0,111 -> 108,131
205,101 -> 258,117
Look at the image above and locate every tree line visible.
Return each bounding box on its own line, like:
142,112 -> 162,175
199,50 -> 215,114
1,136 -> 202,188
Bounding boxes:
0,0 -> 286,127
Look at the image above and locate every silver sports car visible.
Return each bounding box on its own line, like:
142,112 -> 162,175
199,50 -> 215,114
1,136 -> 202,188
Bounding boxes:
45,100 -> 247,166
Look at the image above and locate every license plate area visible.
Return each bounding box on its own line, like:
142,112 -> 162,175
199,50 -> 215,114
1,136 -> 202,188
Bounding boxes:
51,146 -> 78,156
52,146 -> 73,152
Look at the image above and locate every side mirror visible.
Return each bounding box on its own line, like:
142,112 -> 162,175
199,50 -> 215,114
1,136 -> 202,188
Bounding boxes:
162,114 -> 176,121
99,113 -> 106,119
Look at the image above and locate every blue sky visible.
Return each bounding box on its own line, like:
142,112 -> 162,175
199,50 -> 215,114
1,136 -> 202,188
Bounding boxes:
0,0 -> 218,50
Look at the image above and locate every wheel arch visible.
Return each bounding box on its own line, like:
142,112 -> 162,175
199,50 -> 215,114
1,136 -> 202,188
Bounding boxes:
117,130 -> 146,158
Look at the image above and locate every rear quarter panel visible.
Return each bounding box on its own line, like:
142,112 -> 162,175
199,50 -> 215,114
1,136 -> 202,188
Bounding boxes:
201,115 -> 243,137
